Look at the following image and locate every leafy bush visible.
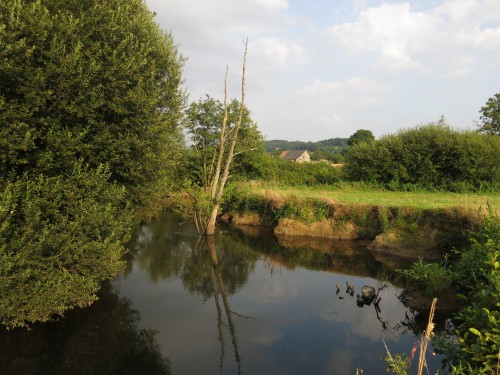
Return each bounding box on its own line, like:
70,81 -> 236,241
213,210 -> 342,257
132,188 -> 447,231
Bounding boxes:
0,164 -> 132,328
448,212 -> 500,373
250,156 -> 343,186
344,122 -> 500,192
397,257 -> 453,296
390,213 -> 499,374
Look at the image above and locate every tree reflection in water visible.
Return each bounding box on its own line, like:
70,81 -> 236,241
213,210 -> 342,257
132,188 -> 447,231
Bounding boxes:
206,236 -> 243,375
123,212 -> 449,373
0,282 -> 170,375
0,212 -> 452,374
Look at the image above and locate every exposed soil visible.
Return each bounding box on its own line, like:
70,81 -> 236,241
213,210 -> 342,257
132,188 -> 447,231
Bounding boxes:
274,218 -> 360,240
220,207 -> 475,261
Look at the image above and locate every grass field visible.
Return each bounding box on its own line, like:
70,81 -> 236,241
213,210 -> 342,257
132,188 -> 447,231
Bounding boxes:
244,182 -> 500,212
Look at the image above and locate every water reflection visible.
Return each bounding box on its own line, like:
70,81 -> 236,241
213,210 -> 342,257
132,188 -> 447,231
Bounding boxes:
0,282 -> 170,375
206,236 -> 242,374
0,212 -> 446,374
123,212 -> 445,374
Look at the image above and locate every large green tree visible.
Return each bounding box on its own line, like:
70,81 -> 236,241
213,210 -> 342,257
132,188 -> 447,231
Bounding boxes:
0,0 -> 185,327
184,95 -> 263,187
0,0 -> 185,203
478,92 -> 500,135
347,129 -> 375,146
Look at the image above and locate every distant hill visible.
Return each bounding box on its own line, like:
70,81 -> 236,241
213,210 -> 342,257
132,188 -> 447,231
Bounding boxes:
264,138 -> 349,153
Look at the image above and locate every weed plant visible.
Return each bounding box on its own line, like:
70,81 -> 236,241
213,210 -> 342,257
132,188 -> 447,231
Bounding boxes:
389,211 -> 500,374
396,257 -> 453,296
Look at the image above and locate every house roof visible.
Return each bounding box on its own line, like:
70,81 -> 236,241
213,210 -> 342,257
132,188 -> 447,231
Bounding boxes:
279,150 -> 309,160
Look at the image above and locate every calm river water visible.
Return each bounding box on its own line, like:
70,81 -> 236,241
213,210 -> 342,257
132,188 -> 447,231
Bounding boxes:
0,212 -> 446,374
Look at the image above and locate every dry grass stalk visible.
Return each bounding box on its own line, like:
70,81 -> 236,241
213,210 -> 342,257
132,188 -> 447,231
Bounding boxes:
417,297 -> 437,375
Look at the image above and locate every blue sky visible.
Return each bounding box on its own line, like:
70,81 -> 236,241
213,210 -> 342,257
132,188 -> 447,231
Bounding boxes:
146,0 -> 500,141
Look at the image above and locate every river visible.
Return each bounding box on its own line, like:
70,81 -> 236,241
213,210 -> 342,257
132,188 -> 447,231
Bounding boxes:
0,212 -> 446,374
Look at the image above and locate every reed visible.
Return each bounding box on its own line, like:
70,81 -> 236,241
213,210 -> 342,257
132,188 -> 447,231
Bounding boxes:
384,298 -> 438,375
417,298 -> 437,375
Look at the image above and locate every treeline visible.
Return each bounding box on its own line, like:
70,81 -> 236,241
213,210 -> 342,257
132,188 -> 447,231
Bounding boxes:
264,138 -> 348,152
227,121 -> 499,192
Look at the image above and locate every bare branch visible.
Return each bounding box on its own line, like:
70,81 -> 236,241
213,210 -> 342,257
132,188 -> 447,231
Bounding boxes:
233,147 -> 257,157
210,65 -> 229,200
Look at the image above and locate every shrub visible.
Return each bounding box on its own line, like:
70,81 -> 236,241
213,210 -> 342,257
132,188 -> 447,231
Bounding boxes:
397,257 -> 453,296
253,156 -> 342,186
0,164 -> 132,328
448,212 -> 500,373
344,122 -> 500,192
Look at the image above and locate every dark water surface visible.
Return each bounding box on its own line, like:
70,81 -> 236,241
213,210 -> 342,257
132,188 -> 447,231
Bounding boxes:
0,212 -> 445,374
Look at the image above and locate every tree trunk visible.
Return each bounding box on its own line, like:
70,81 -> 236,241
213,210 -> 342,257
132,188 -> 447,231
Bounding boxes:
203,40 -> 247,236
206,203 -> 219,235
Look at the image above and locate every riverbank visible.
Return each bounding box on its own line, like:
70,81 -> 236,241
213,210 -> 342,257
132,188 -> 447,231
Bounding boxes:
219,183 -> 497,261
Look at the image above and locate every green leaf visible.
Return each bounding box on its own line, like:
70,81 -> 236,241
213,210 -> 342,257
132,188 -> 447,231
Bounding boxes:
469,327 -> 482,337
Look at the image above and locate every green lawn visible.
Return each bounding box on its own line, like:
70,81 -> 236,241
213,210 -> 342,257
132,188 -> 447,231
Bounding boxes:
250,183 -> 499,211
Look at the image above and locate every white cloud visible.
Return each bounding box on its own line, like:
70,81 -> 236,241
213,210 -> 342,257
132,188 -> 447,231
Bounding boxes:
327,0 -> 500,76
256,0 -> 289,10
246,37 -> 305,92
352,0 -> 369,13
297,79 -> 341,96
146,0 -> 500,140
252,37 -> 304,66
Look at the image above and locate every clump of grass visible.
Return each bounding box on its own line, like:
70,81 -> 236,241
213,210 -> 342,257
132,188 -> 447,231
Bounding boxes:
396,257 -> 453,296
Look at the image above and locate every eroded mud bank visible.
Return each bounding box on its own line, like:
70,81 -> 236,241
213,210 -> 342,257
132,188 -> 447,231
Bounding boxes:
221,202 -> 484,261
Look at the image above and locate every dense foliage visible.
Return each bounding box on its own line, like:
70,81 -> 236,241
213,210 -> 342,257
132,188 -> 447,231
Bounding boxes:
252,157 -> 342,185
446,212 -> 499,373
478,92 -> 500,135
0,165 -> 132,328
0,0 -> 185,203
393,212 -> 499,374
183,95 -> 263,187
0,0 -> 185,327
344,122 -> 500,191
347,129 -> 375,146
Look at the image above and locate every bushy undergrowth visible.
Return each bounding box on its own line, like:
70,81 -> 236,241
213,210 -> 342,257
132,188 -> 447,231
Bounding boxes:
445,212 -> 500,373
237,155 -> 343,186
344,122 -> 500,192
0,164 -> 132,328
392,211 -> 499,374
397,257 -> 453,295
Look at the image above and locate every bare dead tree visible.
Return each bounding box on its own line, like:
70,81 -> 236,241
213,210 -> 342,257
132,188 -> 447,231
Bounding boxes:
205,39 -> 248,235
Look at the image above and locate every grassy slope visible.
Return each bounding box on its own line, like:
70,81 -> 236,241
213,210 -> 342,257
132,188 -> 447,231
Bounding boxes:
246,182 -> 499,211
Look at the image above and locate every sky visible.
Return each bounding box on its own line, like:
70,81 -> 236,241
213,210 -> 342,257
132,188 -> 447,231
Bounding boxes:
145,0 -> 500,141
